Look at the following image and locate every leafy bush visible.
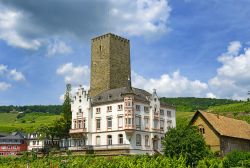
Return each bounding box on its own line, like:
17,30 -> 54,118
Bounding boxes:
223,150 -> 250,168
162,125 -> 212,166
0,155 -> 188,168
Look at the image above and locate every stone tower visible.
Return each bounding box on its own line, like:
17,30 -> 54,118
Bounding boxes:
89,33 -> 131,97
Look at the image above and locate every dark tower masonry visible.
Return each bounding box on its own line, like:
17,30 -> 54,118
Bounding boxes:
89,33 -> 131,97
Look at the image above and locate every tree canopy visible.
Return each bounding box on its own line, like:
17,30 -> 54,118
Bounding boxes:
162,125 -> 211,166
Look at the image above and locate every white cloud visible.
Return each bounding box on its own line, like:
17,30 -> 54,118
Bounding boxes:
132,70 -> 208,97
0,64 -> 25,81
110,0 -> 171,38
227,41 -> 241,55
0,7 -> 41,50
8,69 -> 25,81
47,40 -> 72,56
206,92 -> 216,99
0,0 -> 171,51
56,63 -> 90,85
208,41 -> 250,100
0,64 -> 7,75
0,82 -> 11,91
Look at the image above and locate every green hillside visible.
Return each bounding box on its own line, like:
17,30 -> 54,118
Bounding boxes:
0,112 -> 61,133
160,97 -> 239,112
0,105 -> 62,114
208,101 -> 250,124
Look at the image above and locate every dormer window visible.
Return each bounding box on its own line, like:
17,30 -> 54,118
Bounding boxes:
98,96 -> 102,101
154,98 -> 157,102
108,94 -> 112,99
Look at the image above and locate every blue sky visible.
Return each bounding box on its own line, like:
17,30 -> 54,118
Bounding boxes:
0,0 -> 250,105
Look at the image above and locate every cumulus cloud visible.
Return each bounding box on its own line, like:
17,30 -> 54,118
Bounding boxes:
0,64 -> 25,81
8,69 -> 25,81
209,41 -> 250,100
0,6 -> 41,49
0,82 -> 11,91
132,70 -> 208,97
0,0 -> 171,50
47,39 -> 72,56
56,63 -> 90,85
110,0 -> 171,37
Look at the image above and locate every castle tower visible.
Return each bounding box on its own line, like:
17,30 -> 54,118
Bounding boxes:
89,33 -> 131,97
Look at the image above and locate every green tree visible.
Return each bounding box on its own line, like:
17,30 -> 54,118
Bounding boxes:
62,84 -> 72,124
162,125 -> 211,166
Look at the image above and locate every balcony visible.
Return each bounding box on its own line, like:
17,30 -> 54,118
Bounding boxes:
69,128 -> 87,134
69,128 -> 87,138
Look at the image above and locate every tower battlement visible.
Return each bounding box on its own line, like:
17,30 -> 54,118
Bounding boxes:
92,33 -> 130,43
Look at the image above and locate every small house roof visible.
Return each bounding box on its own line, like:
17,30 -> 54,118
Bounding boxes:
191,110 -> 250,140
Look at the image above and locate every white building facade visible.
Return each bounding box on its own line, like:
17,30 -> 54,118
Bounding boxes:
69,84 -> 176,155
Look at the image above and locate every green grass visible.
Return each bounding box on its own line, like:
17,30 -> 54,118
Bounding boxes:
0,112 -> 61,133
208,101 -> 250,124
176,112 -> 195,127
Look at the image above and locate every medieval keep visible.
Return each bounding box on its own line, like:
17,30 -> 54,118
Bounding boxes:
68,33 -> 176,155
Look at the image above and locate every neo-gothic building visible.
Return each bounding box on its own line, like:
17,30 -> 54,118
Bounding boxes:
68,33 -> 176,155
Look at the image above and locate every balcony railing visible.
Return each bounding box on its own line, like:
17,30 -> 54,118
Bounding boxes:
68,144 -> 130,151
69,128 -> 87,134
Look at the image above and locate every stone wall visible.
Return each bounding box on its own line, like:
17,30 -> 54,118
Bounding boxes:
89,33 -> 131,97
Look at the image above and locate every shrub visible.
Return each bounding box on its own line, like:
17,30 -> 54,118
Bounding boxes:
223,150 -> 250,168
162,125 -> 212,166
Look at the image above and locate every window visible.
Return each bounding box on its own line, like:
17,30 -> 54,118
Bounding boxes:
145,135 -> 150,147
8,145 -> 11,149
96,108 -> 101,114
118,104 -> 123,111
2,146 -> 6,150
107,117 -> 112,129
118,117 -> 123,128
167,120 -> 172,128
144,106 -> 149,113
13,146 -> 17,149
79,108 -> 82,113
107,106 -> 112,112
78,120 -> 82,128
118,134 -> 123,144
83,119 -> 86,128
144,118 -> 149,129
136,134 -> 141,146
96,136 -> 100,145
198,125 -> 205,134
160,109 -> 164,115
74,120 -> 77,129
167,111 -> 172,117
96,119 -> 101,130
33,141 -> 36,145
160,120 -> 164,130
135,116 -> 141,129
153,119 -> 159,129
107,135 -> 112,145
136,105 -> 140,111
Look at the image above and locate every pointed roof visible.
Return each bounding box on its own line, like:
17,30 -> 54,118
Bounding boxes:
190,110 -> 250,140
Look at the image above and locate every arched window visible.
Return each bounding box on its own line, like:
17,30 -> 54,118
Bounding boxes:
198,125 -> 205,134
96,136 -> 100,146
118,134 -> 123,144
107,135 -> 112,145
145,135 -> 149,147
136,134 -> 141,146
